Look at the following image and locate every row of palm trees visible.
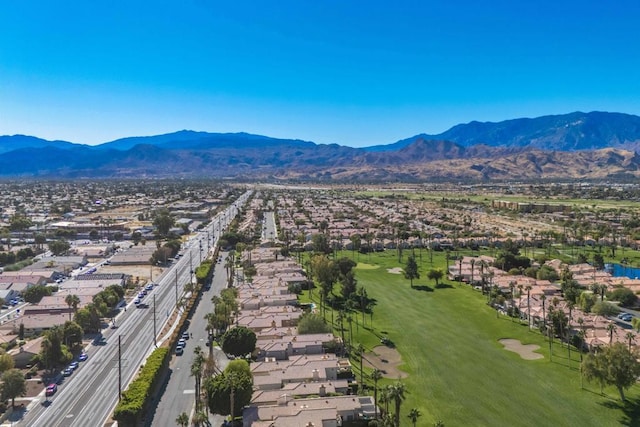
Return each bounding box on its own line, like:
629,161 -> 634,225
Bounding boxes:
365,371 -> 416,427
176,345 -> 221,426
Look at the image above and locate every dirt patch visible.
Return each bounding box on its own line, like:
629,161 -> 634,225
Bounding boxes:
387,267 -> 403,274
362,345 -> 408,378
100,265 -> 165,283
499,339 -> 543,360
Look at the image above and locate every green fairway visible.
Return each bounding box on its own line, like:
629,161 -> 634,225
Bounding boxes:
306,250 -> 640,426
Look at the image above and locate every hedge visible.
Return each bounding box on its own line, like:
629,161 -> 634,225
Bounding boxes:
113,347 -> 169,426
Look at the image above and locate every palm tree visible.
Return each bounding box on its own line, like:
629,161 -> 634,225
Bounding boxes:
175,412 -> 189,427
191,411 -> 207,427
577,329 -> 586,389
525,285 -> 532,330
540,294 -> 547,329
607,323 -> 617,345
336,310 -> 346,346
407,408 -> 421,427
626,332 -> 636,352
566,309 -> 572,368
548,305 -> 554,361
355,343 -> 365,388
388,380 -> 407,427
190,346 -> 205,413
509,282 -> 516,321
470,258 -> 475,285
65,294 -> 80,321
379,387 -> 391,417
370,369 -> 383,419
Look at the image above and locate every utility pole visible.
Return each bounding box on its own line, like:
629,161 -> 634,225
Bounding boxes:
118,335 -> 122,401
190,251 -> 194,284
153,294 -> 157,347
175,269 -> 179,308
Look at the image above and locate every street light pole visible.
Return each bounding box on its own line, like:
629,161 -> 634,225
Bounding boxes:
175,269 -> 179,309
118,335 -> 122,401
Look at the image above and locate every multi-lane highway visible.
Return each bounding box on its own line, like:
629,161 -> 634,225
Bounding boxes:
20,191 -> 251,427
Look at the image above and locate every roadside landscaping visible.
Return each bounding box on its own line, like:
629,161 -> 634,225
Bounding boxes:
303,249 -> 640,426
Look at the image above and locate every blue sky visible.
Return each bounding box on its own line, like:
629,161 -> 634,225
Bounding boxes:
1,1 -> 639,147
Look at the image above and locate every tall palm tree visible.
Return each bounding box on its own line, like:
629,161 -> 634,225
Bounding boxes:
336,310 -> 346,346
388,380 -> 407,427
525,285 -> 532,330
566,309 -> 572,368
607,323 -> 617,345
175,412 -> 189,427
407,408 -> 421,427
626,332 -> 636,352
540,294 -> 547,329
577,329 -> 586,389
548,306 -> 554,361
370,369 -> 383,419
355,343 -> 365,388
65,294 -> 80,321
190,346 -> 205,412
379,387 -> 391,417
509,282 -> 516,321
470,258 -> 475,285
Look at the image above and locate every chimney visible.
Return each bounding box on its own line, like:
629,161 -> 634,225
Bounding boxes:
319,384 -> 326,397
312,368 -> 319,381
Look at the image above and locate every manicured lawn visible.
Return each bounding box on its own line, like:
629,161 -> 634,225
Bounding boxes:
304,250 -> 640,426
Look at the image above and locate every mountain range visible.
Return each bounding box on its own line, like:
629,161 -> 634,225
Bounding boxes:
2,111 -> 640,182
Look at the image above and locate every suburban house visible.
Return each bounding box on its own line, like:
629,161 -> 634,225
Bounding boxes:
9,336 -> 43,368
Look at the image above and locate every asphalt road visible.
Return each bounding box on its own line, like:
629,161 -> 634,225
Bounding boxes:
147,251 -> 231,427
19,191 -> 251,427
262,210 -> 277,243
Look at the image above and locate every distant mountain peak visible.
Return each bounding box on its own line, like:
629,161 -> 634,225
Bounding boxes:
2,111 -> 640,181
364,111 -> 640,152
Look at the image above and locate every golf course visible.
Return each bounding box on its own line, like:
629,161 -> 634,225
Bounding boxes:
304,250 -> 640,426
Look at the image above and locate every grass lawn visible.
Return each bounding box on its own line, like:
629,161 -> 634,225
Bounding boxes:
303,250 -> 640,426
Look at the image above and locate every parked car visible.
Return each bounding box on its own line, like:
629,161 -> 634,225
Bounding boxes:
69,361 -> 79,370
622,313 -> 633,322
46,383 -> 57,396
175,346 -> 184,356
178,338 -> 186,348
78,352 -> 88,361
182,331 -> 190,340
63,367 -> 73,377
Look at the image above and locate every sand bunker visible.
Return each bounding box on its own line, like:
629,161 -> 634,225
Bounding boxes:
356,263 -> 380,270
387,267 -> 403,274
499,339 -> 543,360
362,345 -> 408,378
